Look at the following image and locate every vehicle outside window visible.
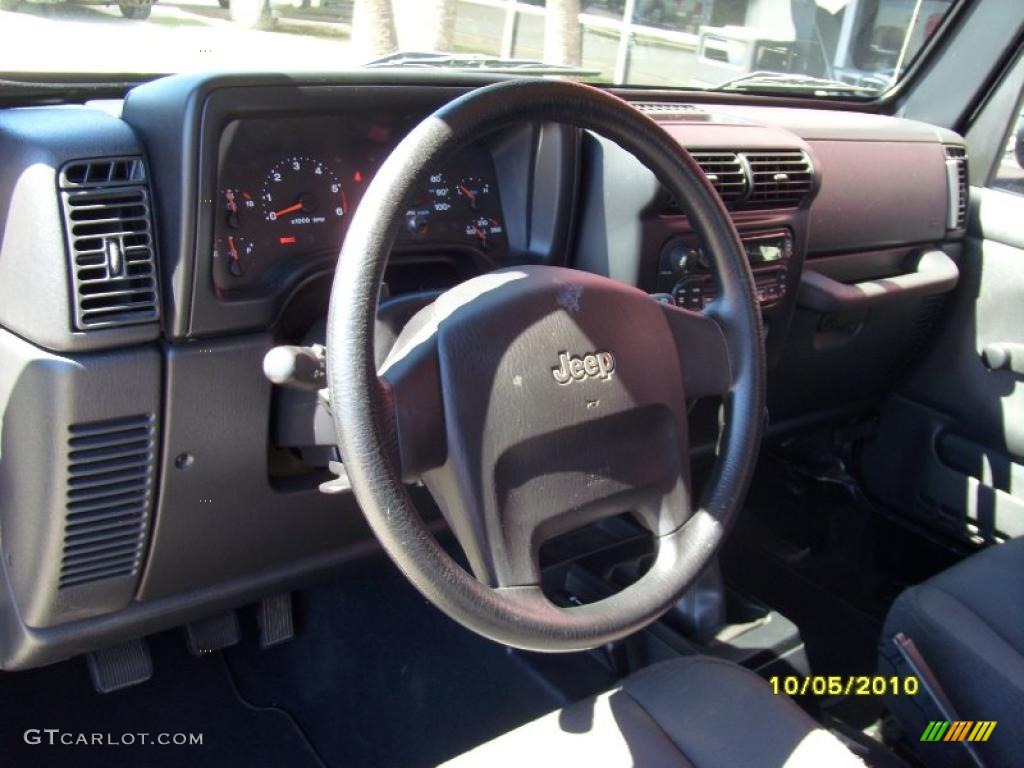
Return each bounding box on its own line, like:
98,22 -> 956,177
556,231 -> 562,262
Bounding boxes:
992,104 -> 1024,196
0,0 -> 958,98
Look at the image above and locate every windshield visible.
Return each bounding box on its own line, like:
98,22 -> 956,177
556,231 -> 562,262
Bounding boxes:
0,0 -> 958,97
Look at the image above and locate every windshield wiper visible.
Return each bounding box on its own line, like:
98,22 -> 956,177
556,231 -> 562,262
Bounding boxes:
363,52 -> 600,77
716,71 -> 881,97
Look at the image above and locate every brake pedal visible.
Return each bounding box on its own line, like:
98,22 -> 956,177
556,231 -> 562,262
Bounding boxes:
258,593 -> 295,649
185,611 -> 240,656
87,639 -> 153,693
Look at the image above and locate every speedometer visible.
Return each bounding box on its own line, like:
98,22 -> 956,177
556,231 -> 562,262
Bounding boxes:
261,156 -> 347,227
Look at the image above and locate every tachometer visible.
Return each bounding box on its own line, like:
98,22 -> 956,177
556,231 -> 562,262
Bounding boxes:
261,156 -> 347,227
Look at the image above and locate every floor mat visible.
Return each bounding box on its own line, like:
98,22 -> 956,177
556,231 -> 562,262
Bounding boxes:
0,631 -> 320,768
223,554 -> 616,768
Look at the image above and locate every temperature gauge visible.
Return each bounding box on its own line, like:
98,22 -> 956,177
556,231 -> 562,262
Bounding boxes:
457,177 -> 490,210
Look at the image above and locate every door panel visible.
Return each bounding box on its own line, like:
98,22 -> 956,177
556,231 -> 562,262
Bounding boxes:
861,186 -> 1024,543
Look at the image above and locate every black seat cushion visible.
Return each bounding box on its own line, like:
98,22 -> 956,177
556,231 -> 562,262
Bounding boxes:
442,656 -> 862,767
881,536 -> 1024,768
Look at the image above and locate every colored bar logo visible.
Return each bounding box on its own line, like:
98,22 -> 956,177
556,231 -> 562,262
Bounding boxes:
921,721 -> 997,742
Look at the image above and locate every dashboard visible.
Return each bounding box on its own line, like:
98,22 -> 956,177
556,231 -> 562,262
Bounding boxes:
0,71 -> 967,671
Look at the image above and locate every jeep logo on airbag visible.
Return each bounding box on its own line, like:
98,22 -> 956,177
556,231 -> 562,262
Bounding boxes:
552,351 -> 616,385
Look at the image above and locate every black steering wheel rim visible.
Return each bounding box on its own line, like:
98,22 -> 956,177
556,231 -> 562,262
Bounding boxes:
327,78 -> 765,652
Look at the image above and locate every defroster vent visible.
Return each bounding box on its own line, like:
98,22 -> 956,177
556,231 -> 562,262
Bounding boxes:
634,102 -> 710,121
59,157 -> 159,330
60,414 -> 156,589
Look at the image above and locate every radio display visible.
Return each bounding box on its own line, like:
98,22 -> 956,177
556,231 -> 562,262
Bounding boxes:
746,242 -> 784,263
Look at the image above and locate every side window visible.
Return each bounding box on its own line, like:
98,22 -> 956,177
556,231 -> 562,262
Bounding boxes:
991,104 -> 1024,195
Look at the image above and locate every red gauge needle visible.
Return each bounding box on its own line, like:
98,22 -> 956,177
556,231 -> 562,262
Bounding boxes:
471,224 -> 486,241
459,185 -> 476,202
227,236 -> 239,262
225,190 -> 237,213
273,201 -> 304,218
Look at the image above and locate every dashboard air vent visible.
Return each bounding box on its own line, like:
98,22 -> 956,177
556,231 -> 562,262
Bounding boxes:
691,151 -> 748,205
59,157 -> 159,330
60,414 -> 156,589
60,158 -> 146,189
944,146 -> 968,230
664,151 -> 748,212
743,150 -> 814,208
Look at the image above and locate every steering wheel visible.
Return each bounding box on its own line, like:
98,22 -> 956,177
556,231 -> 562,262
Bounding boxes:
326,79 -> 765,652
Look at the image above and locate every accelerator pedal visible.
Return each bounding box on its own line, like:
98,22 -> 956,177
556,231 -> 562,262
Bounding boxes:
258,593 -> 295,649
87,639 -> 153,693
185,611 -> 240,656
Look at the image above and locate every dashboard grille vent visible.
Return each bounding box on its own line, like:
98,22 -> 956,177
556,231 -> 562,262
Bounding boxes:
60,158 -> 146,189
59,157 -> 159,330
662,148 -> 814,213
945,146 -> 968,229
634,102 -> 709,121
691,152 -> 748,205
664,152 -> 748,211
60,414 -> 156,590
743,150 -> 814,207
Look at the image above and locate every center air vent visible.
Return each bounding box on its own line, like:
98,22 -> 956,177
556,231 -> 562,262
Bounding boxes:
742,150 -> 814,207
662,148 -> 813,212
60,414 -> 156,589
59,157 -> 159,330
691,152 -> 748,205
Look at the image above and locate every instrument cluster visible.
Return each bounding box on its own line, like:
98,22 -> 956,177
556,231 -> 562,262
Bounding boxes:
211,114 -> 508,297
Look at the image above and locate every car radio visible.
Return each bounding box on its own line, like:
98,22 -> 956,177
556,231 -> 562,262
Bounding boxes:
657,230 -> 793,311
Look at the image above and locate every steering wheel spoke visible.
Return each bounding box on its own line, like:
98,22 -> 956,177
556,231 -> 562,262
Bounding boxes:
659,302 -> 733,400
378,302 -> 447,481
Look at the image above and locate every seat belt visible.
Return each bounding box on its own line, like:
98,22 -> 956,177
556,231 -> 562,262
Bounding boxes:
892,633 -> 986,768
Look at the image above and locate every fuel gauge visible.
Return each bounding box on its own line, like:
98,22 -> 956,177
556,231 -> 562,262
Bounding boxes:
216,234 -> 255,279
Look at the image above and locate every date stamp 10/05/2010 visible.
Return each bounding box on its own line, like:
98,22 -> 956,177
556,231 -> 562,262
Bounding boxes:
768,675 -> 920,697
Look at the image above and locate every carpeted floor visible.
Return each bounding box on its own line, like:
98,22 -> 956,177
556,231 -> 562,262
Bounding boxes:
0,552 -> 615,768
0,630 -> 321,768
222,553 -> 615,767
